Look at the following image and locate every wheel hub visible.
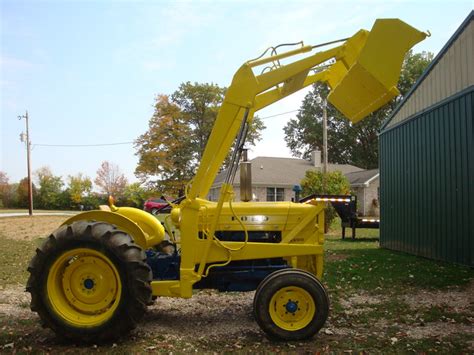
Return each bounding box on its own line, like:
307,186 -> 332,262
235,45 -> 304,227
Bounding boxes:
83,278 -> 95,290
285,299 -> 298,313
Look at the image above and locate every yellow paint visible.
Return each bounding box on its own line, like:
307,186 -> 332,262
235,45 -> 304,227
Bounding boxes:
328,19 -> 427,122
61,209 -> 164,249
46,248 -> 121,327
269,286 -> 316,331
60,19 -> 426,300
114,206 -> 165,246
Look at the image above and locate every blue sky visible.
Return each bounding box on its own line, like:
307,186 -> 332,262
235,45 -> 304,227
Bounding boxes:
1,0 -> 472,184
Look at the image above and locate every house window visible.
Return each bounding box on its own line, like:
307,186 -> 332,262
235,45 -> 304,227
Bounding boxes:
267,187 -> 285,201
209,188 -> 218,201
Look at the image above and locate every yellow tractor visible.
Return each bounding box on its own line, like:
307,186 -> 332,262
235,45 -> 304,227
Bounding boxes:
27,19 -> 427,342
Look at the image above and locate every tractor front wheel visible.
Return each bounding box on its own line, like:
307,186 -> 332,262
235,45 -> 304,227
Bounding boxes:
253,269 -> 329,341
27,221 -> 152,343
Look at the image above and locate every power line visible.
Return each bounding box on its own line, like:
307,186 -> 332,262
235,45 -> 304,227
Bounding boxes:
34,141 -> 134,147
260,109 -> 299,120
32,109 -> 300,148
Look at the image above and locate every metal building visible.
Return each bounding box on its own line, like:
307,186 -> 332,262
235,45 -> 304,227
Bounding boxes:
379,12 -> 473,266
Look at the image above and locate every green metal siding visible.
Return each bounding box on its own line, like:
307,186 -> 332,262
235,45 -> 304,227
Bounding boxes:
379,88 -> 474,266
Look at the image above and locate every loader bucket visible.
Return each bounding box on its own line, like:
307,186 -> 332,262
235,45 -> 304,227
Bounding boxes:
327,19 -> 427,123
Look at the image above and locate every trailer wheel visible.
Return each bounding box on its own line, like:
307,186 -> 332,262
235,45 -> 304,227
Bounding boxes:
253,269 -> 329,340
26,220 -> 152,343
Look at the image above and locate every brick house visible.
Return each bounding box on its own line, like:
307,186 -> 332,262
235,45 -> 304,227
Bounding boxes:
209,151 -> 380,216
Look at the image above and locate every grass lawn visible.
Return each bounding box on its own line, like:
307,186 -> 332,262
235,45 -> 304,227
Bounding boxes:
322,222 -> 473,353
0,208 -> 77,214
0,216 -> 472,353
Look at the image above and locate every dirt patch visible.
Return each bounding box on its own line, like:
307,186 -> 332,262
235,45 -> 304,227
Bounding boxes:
340,292 -> 384,308
325,253 -> 349,262
0,216 -> 67,241
402,281 -> 474,312
338,291 -> 385,315
141,289 -> 259,341
337,285 -> 474,345
0,286 -> 32,319
0,286 -> 259,338
406,322 -> 473,339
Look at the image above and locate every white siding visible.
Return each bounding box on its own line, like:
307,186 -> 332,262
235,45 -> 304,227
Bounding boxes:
208,185 -> 295,202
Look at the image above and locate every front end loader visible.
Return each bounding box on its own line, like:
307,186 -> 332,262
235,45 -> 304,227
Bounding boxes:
27,19 -> 427,342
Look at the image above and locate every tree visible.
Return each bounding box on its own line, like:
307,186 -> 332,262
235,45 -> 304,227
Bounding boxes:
135,95 -> 195,195
300,170 -> 350,231
0,172 -> 9,207
35,167 -> 64,209
284,51 -> 433,169
68,173 -> 93,205
171,82 -> 226,158
121,182 -> 148,208
95,161 -> 128,198
135,82 -> 266,195
17,177 -> 37,208
82,192 -> 107,210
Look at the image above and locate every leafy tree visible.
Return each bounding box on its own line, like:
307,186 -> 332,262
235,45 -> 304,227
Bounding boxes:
95,161 -> 128,198
68,173 -> 92,205
0,171 -> 9,207
56,189 -> 73,210
121,182 -> 147,208
35,167 -> 63,209
82,192 -> 107,210
0,171 -> 7,187
135,82 -> 266,195
3,183 -> 19,208
284,51 -> 433,169
171,82 -> 226,158
135,95 -> 194,195
301,170 -> 350,231
17,177 -> 37,208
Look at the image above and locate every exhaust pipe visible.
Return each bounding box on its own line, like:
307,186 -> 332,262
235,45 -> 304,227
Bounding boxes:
240,149 -> 252,202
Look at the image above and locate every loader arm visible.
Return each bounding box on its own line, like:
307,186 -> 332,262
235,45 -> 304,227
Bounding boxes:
172,18 -> 427,295
188,19 -> 427,200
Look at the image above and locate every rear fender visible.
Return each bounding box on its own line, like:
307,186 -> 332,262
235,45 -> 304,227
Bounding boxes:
61,211 -> 151,249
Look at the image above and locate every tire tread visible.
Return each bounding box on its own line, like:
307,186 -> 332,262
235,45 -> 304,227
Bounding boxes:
27,220 -> 152,343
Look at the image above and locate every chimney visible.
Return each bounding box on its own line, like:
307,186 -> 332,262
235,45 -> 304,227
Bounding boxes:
311,150 -> 321,167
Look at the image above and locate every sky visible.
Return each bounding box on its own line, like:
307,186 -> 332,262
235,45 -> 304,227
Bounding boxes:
1,0 -> 472,185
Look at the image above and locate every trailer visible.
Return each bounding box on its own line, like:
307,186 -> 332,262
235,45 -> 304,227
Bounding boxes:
300,194 -> 380,239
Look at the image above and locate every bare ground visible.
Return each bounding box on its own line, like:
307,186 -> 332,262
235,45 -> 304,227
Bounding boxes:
402,281 -> 474,311
0,216 -> 472,352
0,282 -> 472,352
0,216 -> 65,241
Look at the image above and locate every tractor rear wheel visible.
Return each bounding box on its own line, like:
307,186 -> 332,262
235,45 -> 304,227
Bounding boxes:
253,269 -> 329,340
27,220 -> 152,343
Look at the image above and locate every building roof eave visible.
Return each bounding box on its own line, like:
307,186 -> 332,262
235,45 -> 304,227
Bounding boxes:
380,11 -> 474,131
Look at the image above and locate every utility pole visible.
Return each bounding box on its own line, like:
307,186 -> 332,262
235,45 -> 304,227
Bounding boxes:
322,98 -> 328,193
19,111 -> 33,216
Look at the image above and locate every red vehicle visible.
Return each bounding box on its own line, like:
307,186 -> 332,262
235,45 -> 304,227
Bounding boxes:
143,197 -> 168,214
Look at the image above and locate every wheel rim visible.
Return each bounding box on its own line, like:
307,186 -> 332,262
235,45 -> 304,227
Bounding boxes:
269,286 -> 316,331
46,248 -> 122,327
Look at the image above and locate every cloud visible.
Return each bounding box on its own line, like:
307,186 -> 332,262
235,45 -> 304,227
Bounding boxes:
0,56 -> 34,70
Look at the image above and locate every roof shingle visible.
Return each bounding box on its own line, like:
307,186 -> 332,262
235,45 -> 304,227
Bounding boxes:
213,156 -> 364,187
